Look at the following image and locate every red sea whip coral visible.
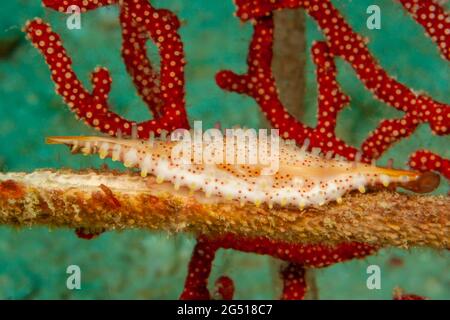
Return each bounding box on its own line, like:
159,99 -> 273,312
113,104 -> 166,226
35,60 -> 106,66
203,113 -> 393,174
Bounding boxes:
25,0 -> 189,138
194,0 -> 449,299
24,0 -> 449,299
180,235 -> 376,300
218,0 -> 449,164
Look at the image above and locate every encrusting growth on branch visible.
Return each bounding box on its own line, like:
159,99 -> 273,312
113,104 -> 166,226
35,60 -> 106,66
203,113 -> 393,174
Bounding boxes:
0,170 -> 448,249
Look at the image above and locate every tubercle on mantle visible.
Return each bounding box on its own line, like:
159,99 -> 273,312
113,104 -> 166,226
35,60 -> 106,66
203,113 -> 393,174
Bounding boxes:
46,134 -> 440,210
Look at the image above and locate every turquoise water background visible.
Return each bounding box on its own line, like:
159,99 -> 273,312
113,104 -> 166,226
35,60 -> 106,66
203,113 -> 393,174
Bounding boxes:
0,0 -> 448,299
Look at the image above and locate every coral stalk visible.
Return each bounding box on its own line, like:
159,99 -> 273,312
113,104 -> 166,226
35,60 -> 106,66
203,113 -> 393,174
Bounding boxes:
0,170 -> 448,249
272,9 -> 307,119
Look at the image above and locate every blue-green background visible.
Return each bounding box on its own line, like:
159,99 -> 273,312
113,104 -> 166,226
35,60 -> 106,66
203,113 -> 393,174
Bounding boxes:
0,0 -> 448,299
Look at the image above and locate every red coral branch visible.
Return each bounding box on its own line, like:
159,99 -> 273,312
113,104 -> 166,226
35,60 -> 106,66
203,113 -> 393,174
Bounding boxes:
120,7 -> 164,117
208,0 -> 449,300
394,293 -> 427,300
398,0 -> 450,61
181,234 -> 377,299
220,0 -> 449,162
393,287 -> 427,300
25,0 -> 189,139
180,237 -> 218,300
216,18 -> 360,160
207,234 -> 377,268
280,263 -> 307,300
409,150 -> 450,180
42,0 -> 116,12
122,0 -> 189,132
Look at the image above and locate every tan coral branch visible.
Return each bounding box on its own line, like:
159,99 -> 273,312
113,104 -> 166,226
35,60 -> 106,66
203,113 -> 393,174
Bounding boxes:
0,170 -> 448,249
273,9 -> 307,120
